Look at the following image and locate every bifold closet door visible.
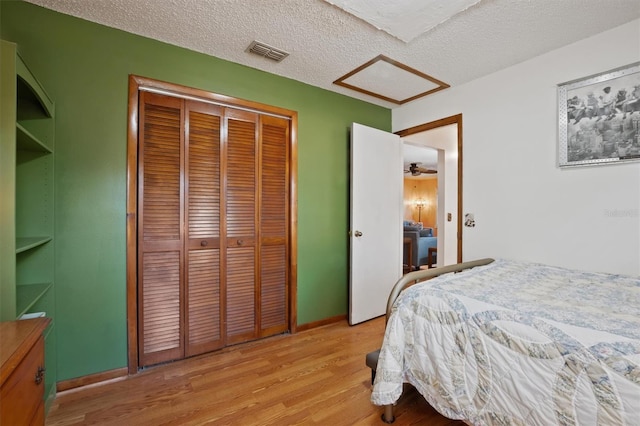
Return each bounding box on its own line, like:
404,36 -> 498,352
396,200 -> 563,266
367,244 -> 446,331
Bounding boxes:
137,89 -> 290,366
225,110 -> 259,345
224,113 -> 290,344
137,91 -> 185,367
259,115 -> 289,337
184,101 -> 224,357
138,93 -> 225,366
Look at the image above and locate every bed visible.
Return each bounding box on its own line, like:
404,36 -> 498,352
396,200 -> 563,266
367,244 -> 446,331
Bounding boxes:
371,258 -> 640,424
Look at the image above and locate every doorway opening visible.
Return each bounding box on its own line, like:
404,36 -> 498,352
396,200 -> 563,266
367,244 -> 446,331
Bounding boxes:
348,116 -> 461,324
397,114 -> 463,268
402,144 -> 438,270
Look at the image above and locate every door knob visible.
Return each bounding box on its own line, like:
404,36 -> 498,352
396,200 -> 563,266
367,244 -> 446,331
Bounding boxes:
354,230 -> 363,237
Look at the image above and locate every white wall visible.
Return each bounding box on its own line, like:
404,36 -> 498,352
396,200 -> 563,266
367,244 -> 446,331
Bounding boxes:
393,19 -> 640,276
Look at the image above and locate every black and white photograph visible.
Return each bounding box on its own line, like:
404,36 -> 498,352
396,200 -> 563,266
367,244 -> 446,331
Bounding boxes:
558,62 -> 640,167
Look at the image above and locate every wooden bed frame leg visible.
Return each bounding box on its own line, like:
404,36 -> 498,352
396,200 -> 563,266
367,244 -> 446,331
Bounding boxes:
381,405 -> 395,423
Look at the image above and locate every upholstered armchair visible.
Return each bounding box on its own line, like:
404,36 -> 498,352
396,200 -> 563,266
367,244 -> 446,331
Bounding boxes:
403,224 -> 437,270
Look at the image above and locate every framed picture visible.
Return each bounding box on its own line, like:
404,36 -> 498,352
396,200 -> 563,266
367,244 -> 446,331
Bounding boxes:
558,62 -> 640,167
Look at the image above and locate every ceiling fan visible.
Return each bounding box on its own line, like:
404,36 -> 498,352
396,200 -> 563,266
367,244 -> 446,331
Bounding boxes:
404,162 -> 436,176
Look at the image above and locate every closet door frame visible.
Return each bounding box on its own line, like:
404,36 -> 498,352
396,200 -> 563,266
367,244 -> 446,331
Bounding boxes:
126,75 -> 298,374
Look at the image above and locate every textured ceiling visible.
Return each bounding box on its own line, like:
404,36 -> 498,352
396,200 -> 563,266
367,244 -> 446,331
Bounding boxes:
324,0 -> 481,42
23,0 -> 640,108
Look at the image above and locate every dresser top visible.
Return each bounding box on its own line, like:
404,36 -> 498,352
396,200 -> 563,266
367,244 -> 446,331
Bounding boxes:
0,317 -> 50,385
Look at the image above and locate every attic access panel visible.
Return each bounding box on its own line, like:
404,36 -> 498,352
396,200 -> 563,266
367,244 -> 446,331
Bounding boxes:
333,55 -> 449,105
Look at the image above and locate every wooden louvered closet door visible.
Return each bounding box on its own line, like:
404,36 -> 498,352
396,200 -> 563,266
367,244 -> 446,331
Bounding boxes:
225,110 -> 259,344
259,115 -> 289,337
138,91 -> 185,367
184,101 -> 224,357
137,90 -> 289,368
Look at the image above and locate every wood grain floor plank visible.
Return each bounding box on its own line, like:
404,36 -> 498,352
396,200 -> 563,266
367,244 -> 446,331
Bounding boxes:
46,317 -> 464,425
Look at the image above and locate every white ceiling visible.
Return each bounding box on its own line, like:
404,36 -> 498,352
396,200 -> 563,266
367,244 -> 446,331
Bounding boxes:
23,0 -> 640,108
403,144 -> 438,178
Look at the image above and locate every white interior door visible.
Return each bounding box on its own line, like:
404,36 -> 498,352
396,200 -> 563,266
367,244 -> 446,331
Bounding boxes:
349,123 -> 403,325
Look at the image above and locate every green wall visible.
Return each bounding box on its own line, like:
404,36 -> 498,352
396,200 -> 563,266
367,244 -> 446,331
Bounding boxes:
1,1 -> 391,381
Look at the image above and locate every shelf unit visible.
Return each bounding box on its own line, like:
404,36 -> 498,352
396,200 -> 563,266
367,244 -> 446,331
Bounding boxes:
1,39 -> 57,412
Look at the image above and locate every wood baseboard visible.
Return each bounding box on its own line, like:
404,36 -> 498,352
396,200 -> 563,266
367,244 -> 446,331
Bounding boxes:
56,367 -> 128,393
296,314 -> 346,332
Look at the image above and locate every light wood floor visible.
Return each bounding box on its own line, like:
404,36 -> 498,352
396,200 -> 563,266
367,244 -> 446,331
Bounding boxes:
46,317 -> 464,425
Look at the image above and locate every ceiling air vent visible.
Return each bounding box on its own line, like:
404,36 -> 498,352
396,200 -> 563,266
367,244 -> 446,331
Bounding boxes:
246,40 -> 289,62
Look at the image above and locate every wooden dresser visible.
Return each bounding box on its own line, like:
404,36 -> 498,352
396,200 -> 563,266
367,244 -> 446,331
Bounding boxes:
0,317 -> 50,425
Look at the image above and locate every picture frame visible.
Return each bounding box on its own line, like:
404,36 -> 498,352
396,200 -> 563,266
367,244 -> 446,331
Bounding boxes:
558,62 -> 640,168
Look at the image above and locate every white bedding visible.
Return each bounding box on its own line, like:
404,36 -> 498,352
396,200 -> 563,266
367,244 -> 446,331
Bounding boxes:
371,259 -> 640,425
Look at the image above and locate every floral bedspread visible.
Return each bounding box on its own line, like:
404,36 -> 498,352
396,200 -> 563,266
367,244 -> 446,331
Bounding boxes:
371,259 -> 640,425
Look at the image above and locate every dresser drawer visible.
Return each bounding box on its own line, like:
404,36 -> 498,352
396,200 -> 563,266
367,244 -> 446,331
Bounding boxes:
0,335 -> 45,425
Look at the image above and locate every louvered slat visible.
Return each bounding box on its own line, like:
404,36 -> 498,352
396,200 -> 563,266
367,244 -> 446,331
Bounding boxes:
261,120 -> 288,238
142,102 -> 181,242
187,250 -> 221,354
142,251 -> 181,354
261,245 -> 286,330
226,117 -> 256,237
226,247 -> 256,342
187,108 -> 221,239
